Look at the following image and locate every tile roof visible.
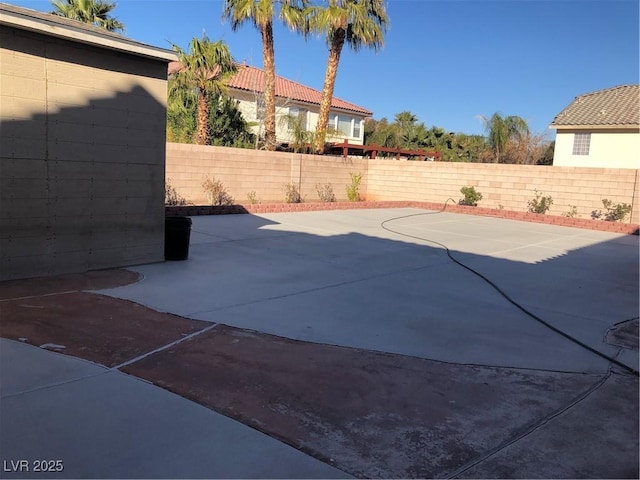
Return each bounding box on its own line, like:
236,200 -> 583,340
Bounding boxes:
550,85 -> 640,128
168,61 -> 372,116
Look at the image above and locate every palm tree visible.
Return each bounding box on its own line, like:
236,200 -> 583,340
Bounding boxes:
223,0 -> 307,150
50,0 -> 124,31
170,36 -> 237,145
481,113 -> 529,163
308,0 -> 388,154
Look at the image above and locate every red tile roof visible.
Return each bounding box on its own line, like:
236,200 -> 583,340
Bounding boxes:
550,85 -> 640,128
168,62 -> 372,116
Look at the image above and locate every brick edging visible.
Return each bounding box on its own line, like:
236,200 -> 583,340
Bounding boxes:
166,202 -> 640,235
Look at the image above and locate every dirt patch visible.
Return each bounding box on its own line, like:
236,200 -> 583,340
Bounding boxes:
123,324 -> 602,478
0,269 -> 141,300
0,270 -> 209,367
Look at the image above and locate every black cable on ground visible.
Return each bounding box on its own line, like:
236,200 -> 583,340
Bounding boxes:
380,201 -> 639,377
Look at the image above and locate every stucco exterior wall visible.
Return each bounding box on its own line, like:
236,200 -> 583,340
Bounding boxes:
1,26 -> 169,280
553,129 -> 640,169
166,144 -> 638,225
230,89 -> 365,146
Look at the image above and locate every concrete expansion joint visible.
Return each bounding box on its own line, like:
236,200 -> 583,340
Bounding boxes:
183,261 -> 451,318
0,369 -> 108,400
442,367 -> 615,479
110,323 -> 219,371
0,290 -> 78,302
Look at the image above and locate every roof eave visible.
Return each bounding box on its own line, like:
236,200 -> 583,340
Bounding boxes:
550,124 -> 640,130
0,3 -> 177,62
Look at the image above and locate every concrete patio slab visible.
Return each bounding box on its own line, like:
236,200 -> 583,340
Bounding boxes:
0,339 -> 350,479
2,208 -> 637,479
101,208 -> 639,374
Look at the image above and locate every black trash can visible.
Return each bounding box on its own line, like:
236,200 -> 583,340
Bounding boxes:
165,216 -> 192,261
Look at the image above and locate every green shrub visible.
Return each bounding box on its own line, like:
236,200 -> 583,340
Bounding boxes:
316,183 -> 336,203
202,176 -> 234,206
346,172 -> 363,202
459,186 -> 483,206
591,199 -> 632,222
528,189 -> 553,214
284,183 -> 302,203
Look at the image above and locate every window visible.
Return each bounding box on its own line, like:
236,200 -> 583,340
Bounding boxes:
353,120 -> 362,139
337,115 -> 352,137
572,132 -> 591,155
256,98 -> 265,120
289,106 -> 308,130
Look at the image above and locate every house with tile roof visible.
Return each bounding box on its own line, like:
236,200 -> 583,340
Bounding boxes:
169,62 -> 372,147
549,85 -> 639,168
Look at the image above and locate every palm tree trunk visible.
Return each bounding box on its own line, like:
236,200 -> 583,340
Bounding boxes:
314,28 -> 346,154
196,90 -> 210,145
262,21 -> 277,150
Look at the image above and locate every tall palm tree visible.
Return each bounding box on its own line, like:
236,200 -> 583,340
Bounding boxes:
50,0 -> 124,31
308,0 -> 388,154
223,0 -> 307,150
170,36 -> 237,145
481,113 -> 529,163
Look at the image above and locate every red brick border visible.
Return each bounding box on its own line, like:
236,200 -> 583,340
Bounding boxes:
166,202 -> 639,235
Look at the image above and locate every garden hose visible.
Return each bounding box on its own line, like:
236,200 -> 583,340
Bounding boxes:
380,200 -> 639,377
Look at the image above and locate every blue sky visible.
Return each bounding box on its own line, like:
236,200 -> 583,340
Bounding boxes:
10,0 -> 640,137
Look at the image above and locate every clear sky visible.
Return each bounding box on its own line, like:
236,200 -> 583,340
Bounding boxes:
10,0 -> 640,137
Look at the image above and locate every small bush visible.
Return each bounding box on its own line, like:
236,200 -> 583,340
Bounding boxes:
591,199 -> 632,222
528,189 -> 553,214
247,191 -> 259,204
459,186 -> 483,206
202,176 -> 234,206
316,183 -> 336,203
284,183 -> 302,203
562,205 -> 578,218
346,172 -> 363,202
165,181 -> 187,206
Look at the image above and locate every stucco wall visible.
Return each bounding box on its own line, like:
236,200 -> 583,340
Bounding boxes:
166,144 -> 638,225
1,26 -> 168,280
553,129 -> 640,169
231,89 -> 365,146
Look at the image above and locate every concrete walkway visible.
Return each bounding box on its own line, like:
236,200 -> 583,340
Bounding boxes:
1,208 -> 638,478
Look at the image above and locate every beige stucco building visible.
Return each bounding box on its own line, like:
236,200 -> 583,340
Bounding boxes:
550,85 -> 640,169
168,62 -> 372,147
0,3 -> 177,280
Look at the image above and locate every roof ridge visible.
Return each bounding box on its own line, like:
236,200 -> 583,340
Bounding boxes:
575,84 -> 639,100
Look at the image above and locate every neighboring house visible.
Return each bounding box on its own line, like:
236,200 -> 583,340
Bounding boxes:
0,3 -> 177,280
550,85 -> 640,168
168,62 -> 372,146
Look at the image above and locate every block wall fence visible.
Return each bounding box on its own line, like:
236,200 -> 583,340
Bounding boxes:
166,143 -> 639,226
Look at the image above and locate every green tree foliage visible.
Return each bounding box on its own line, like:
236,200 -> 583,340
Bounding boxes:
167,84 -> 255,148
170,36 -> 237,145
50,0 -> 124,31
481,113 -> 530,163
307,0 -> 388,153
223,0 -> 307,150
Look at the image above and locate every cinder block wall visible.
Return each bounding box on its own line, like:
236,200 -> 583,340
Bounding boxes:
167,144 -> 638,225
366,161 -> 639,223
166,143 -> 368,204
1,26 -> 168,280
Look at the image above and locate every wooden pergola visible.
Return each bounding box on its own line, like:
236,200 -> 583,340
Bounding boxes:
327,139 -> 442,161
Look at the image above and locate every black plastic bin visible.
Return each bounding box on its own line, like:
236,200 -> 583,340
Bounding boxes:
165,216 -> 192,261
